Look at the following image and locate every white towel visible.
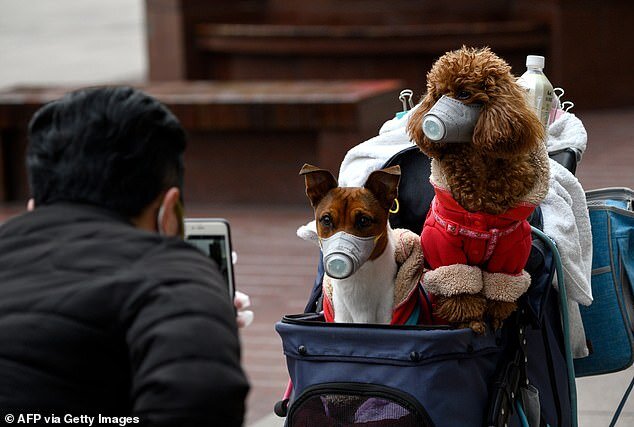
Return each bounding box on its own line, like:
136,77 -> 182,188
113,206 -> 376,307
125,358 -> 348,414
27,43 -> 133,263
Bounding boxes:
541,160 -> 593,358
338,107 -> 417,187
547,111 -> 588,162
542,161 -> 593,306
297,221 -> 318,245
544,109 -> 592,358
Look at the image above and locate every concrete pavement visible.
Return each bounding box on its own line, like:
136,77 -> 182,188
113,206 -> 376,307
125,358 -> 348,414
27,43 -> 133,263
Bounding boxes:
1,1 -> 634,426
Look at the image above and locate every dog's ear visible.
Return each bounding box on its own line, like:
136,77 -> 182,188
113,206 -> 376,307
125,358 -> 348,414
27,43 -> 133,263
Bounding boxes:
472,76 -> 545,157
364,165 -> 401,211
299,164 -> 338,207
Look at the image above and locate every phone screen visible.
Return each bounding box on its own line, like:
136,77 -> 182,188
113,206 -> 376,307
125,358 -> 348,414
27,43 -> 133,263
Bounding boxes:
187,235 -> 231,284
184,219 -> 235,298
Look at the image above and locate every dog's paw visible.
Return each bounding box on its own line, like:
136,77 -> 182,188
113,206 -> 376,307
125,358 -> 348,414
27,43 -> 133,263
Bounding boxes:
486,300 -> 518,331
434,293 -> 487,323
434,293 -> 489,334
457,320 -> 487,335
469,320 -> 487,335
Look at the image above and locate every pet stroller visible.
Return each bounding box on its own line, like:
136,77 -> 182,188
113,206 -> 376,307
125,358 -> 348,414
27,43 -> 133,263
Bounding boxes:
274,102 -> 634,426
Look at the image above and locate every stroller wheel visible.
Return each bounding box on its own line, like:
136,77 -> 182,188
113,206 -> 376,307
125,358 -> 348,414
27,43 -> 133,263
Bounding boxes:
274,398 -> 289,417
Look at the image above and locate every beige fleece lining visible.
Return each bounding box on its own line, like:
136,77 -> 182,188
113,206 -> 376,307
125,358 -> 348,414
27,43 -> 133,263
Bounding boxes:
429,158 -> 450,192
392,228 -> 425,306
422,264 -> 483,296
482,270 -> 531,302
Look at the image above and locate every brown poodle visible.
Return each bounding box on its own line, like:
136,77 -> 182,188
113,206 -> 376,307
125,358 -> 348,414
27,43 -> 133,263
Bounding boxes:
407,46 -> 550,332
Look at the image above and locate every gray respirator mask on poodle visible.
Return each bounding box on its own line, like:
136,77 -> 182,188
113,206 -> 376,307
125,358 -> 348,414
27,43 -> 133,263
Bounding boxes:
319,232 -> 381,279
422,95 -> 483,143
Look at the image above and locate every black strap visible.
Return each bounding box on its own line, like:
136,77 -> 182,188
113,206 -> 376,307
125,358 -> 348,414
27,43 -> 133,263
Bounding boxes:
486,308 -> 530,427
383,146 -> 433,234
303,253 -> 325,313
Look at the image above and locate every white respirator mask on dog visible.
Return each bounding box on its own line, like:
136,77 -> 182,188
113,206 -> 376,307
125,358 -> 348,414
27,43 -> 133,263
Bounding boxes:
422,95 -> 482,143
319,231 -> 381,279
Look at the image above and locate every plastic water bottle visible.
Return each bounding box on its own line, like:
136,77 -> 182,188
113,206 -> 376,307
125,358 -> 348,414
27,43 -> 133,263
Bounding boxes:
517,55 -> 554,129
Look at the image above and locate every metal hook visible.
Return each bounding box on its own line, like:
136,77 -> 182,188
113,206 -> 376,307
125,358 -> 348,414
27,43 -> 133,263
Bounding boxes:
553,87 -> 565,99
561,101 -> 575,112
399,89 -> 414,112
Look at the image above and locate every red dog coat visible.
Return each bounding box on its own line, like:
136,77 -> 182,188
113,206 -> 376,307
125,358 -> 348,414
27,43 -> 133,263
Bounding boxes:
421,187 -> 536,275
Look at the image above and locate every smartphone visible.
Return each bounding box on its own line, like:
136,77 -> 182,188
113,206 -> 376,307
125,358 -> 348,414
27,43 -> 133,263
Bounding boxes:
184,218 -> 235,299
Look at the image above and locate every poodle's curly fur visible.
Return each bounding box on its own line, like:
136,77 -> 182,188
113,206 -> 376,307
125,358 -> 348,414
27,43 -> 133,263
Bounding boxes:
408,46 -> 548,330
407,46 -> 545,215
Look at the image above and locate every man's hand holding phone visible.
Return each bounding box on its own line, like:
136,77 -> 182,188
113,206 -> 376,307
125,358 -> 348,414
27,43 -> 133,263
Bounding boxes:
234,291 -> 254,328
184,218 -> 253,328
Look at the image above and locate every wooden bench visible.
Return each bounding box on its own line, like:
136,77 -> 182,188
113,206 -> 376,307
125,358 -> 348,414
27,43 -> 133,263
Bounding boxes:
192,21 -> 548,88
146,0 -> 548,89
0,80 -> 402,204
145,0 -> 634,109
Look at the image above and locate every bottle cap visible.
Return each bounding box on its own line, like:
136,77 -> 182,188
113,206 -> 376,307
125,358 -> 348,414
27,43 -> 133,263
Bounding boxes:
526,55 -> 545,69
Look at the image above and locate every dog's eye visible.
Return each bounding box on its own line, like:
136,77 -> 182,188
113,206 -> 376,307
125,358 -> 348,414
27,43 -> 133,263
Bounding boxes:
356,215 -> 373,229
320,215 -> 333,227
456,90 -> 471,100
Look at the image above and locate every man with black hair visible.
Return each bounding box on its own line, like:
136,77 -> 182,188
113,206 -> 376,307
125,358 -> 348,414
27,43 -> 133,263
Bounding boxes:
0,87 -> 249,426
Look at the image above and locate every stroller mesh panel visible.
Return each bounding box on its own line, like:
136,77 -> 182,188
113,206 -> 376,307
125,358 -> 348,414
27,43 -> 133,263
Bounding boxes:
290,392 -> 424,427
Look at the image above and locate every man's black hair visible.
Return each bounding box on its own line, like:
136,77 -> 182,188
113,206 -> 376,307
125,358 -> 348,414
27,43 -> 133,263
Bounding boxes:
26,86 -> 186,218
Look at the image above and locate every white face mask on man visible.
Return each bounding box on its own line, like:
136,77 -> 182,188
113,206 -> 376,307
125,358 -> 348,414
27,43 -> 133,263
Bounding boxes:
319,231 -> 381,279
157,196 -> 185,238
422,95 -> 482,143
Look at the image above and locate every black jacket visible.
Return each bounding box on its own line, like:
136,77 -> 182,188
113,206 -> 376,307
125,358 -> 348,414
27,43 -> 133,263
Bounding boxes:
0,203 -> 249,426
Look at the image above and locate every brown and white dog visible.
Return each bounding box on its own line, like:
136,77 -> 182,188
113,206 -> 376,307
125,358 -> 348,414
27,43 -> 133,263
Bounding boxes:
300,163 -> 404,324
